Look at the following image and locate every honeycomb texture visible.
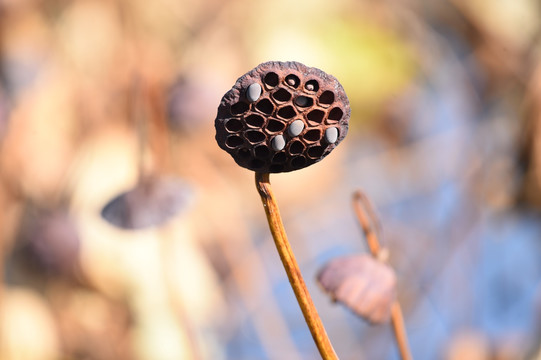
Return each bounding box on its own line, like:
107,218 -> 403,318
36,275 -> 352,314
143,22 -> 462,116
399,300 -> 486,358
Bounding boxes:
215,61 -> 350,173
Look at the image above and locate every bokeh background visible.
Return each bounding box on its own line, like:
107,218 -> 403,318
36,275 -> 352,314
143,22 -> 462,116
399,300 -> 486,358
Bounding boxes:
1,0 -> 541,359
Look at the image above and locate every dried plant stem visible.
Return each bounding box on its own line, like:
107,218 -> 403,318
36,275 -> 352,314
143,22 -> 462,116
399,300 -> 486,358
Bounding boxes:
255,172 -> 338,360
390,302 -> 411,360
353,191 -> 413,360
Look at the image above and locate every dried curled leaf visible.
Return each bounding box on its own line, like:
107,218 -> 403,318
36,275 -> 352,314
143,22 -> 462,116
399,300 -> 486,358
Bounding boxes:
317,254 -> 397,324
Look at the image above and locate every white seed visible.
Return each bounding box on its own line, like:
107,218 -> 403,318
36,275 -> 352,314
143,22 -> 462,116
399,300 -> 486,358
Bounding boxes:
306,83 -> 315,91
325,127 -> 339,144
271,135 -> 286,151
246,83 -> 262,102
288,120 -> 305,137
287,78 -> 296,86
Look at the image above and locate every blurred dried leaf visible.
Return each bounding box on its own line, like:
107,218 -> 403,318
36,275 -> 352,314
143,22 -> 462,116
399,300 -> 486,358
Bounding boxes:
317,254 -> 396,324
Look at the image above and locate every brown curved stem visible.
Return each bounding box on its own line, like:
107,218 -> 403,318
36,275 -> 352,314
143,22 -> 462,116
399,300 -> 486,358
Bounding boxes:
255,172 -> 339,360
390,302 -> 412,360
353,191 -> 413,360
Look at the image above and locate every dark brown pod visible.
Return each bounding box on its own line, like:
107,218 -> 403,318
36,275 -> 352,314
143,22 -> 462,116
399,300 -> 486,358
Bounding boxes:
215,61 -> 350,173
13,204 -> 82,282
317,254 -> 396,324
101,176 -> 192,230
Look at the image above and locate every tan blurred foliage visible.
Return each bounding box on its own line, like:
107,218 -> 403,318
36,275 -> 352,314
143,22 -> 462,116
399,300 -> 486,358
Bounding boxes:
0,288 -> 59,360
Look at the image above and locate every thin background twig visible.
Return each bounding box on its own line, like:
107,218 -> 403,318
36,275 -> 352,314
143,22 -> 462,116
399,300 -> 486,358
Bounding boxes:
353,190 -> 412,360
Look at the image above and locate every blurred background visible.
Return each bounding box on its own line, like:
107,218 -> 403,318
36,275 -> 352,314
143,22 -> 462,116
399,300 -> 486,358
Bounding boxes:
1,0 -> 541,359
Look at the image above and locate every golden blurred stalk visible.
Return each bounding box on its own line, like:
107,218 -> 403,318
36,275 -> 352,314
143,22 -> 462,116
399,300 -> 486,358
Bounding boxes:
255,172 -> 338,360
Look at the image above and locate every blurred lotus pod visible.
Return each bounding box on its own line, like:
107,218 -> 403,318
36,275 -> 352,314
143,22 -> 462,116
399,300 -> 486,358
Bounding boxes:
215,61 -> 350,173
317,254 -> 397,324
11,205 -> 82,282
101,176 -> 193,230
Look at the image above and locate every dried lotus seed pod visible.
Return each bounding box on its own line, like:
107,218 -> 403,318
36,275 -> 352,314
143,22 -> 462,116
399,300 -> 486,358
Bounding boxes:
215,61 -> 350,173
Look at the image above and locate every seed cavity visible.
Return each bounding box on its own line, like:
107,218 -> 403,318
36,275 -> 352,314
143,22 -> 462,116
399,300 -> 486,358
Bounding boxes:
231,101 -> 249,115
285,74 -> 300,88
245,114 -> 265,127
266,119 -> 286,133
319,91 -> 335,105
307,146 -> 325,159
295,96 -> 313,107
246,83 -> 262,102
225,118 -> 243,132
325,127 -> 339,144
288,120 -> 305,137
254,145 -> 271,159
303,129 -> 322,143
305,80 -> 319,92
291,156 -> 307,168
328,107 -> 344,121
306,109 -> 325,124
255,98 -> 274,114
289,140 -> 305,155
225,135 -> 243,148
245,130 -> 266,144
277,105 -> 296,119
272,152 -> 287,164
271,135 -> 286,151
264,72 -> 279,87
272,88 -> 292,102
